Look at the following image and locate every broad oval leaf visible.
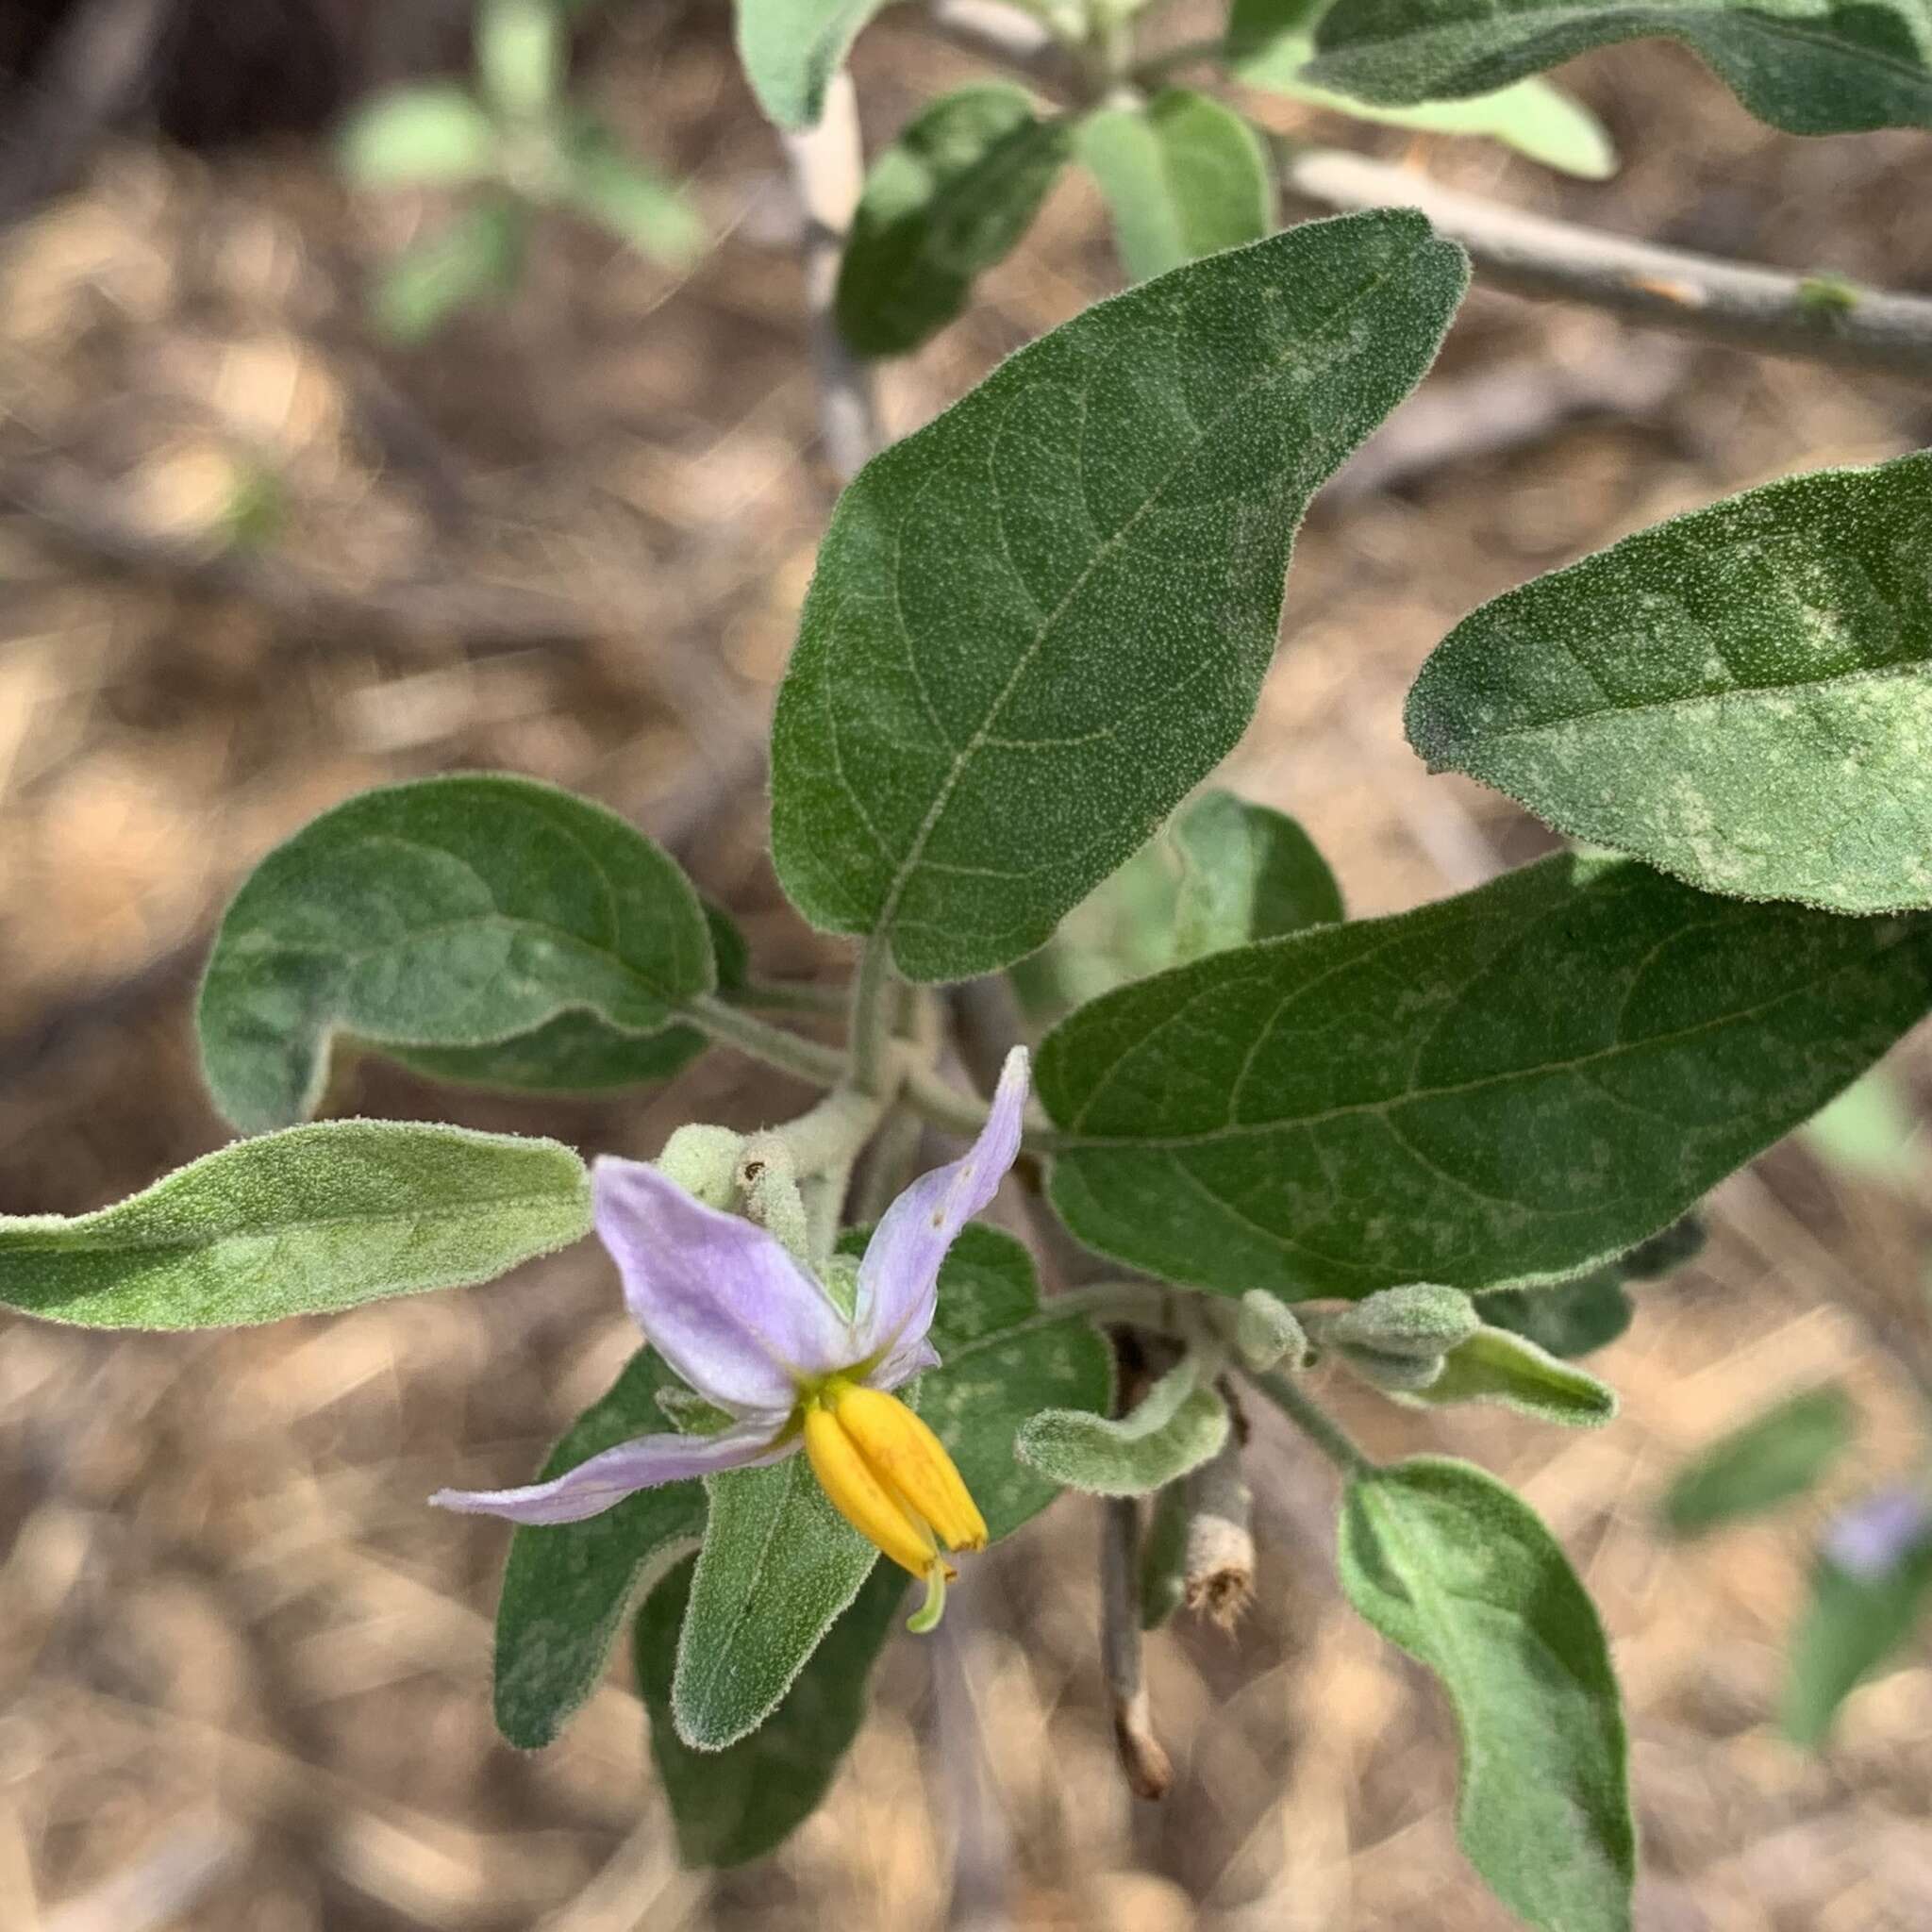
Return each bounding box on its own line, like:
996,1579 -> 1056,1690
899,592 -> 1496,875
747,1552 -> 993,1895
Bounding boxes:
1229,5 -> 1613,178
1407,454 -> 1932,915
1016,1360 -> 1228,1497
1340,1457 -> 1634,1932
637,1554 -> 905,1866
1658,1383 -> 1857,1537
1077,89 -> 1274,283
734,0 -> 887,129
772,210 -> 1468,980
0,1121 -> 590,1329
836,84 -> 1072,358
492,1351 -> 705,1751
198,774 -> 715,1133
1307,0 -> 1932,135
1040,852 -> 1932,1297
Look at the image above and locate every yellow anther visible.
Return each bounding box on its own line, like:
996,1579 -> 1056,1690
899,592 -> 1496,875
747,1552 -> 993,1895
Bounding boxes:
802,1402 -> 943,1583
830,1384 -> 988,1555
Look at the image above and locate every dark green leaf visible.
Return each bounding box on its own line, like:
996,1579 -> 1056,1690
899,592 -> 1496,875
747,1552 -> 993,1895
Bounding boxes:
1307,0 -> 1932,134
1077,89 -> 1274,282
734,0 -> 887,129
0,1121 -> 590,1329
493,1351 -> 705,1750
1340,1457 -> 1633,1932
198,774 -> 715,1133
1041,852 -> 1932,1297
1407,455 -> 1932,914
837,84 -> 1071,358
339,85 -> 499,188
637,1553 -> 905,1865
1230,4 -> 1613,176
672,1454 -> 876,1751
772,211 -> 1467,980
1659,1384 -> 1857,1537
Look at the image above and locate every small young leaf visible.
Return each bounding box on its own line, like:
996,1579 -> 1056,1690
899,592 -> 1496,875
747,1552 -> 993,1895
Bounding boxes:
734,0 -> 888,129
1229,8 -> 1613,178
1340,1457 -> 1634,1932
373,199 -> 525,342
1407,454 -> 1932,914
477,0 -> 562,122
1307,0 -> 1932,136
1785,1492 -> 1932,1746
1659,1384 -> 1857,1538
0,1121 -> 590,1329
1478,1218 -> 1702,1358
1801,1068 -> 1923,1185
492,1351 -> 705,1750
1404,1327 -> 1619,1426
637,1554 -> 905,1866
836,84 -> 1071,358
1041,852 -> 1932,1298
672,1454 -> 876,1752
340,85 -> 499,188
1017,1361 -> 1230,1496
198,774 -> 715,1133
1077,89 -> 1274,283
772,211 -> 1467,981
1325,1282 -> 1480,1357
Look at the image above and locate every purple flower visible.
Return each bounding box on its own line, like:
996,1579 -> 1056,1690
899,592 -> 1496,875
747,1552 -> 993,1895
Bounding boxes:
1823,1484 -> 1932,1581
433,1047 -> 1030,1627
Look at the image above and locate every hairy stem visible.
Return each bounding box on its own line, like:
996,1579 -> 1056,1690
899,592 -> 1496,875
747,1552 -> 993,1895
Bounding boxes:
1252,1369 -> 1374,1476
690,993 -> 847,1086
847,932 -> 895,1097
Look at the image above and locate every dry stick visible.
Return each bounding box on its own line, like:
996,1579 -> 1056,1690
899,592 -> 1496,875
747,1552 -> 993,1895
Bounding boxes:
779,70 -> 881,483
1101,1495 -> 1174,1801
1278,143 -> 1932,382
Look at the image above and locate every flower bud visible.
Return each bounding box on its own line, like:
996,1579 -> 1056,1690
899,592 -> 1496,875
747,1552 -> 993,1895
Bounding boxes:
1235,1290 -> 1309,1372
1334,1341 -> 1447,1394
1327,1283 -> 1479,1359
652,1124 -> 747,1210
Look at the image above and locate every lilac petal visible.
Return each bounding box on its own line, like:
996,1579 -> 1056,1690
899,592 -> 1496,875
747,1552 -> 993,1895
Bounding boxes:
430,1418 -> 791,1525
593,1157 -> 858,1413
854,1045 -> 1029,1379
863,1333 -> 941,1391
1824,1485 -> 1932,1580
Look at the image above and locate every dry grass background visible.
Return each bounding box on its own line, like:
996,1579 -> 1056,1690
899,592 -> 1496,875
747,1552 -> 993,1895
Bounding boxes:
4,7 -> 1932,1927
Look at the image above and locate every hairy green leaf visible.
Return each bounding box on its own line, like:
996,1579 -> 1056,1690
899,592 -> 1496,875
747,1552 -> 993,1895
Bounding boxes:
198,774 -> 715,1132
0,1121 -> 590,1329
492,1351 -> 705,1750
772,211 -> 1466,980
1405,1326 -> 1618,1425
734,0 -> 887,128
1340,1457 -> 1633,1932
1784,1530 -> 1932,1747
340,85 -> 499,187
1659,1384 -> 1857,1537
1040,853 -> 1932,1297
637,1554 -> 905,1865
1407,456 -> 1932,914
1307,0 -> 1932,134
1077,89 -> 1274,282
837,84 -> 1071,358
1231,8 -> 1612,177
672,1455 -> 876,1752
1017,1360 -> 1229,1496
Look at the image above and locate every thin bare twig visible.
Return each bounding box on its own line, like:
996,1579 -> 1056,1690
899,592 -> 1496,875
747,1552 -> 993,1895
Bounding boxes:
779,70 -> 880,481
1101,1496 -> 1173,1800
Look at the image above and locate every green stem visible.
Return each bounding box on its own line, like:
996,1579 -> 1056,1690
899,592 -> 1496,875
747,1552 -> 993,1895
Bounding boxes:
690,994 -> 847,1087
1252,1370 -> 1375,1476
846,933 -> 894,1096
724,980 -> 848,1018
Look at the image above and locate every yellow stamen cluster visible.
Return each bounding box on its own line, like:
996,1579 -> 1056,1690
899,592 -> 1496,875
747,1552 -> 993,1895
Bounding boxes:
802,1379 -> 987,1630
